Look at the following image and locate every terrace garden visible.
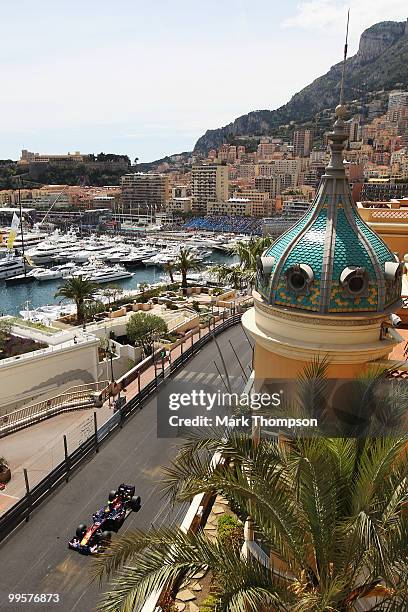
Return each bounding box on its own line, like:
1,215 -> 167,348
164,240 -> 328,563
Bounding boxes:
0,321 -> 47,361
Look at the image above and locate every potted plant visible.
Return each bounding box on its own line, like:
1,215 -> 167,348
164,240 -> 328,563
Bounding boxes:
0,456 -> 11,484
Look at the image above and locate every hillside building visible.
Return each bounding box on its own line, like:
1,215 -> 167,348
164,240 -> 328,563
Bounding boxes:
293,129 -> 313,157
121,173 -> 170,212
191,163 -> 229,213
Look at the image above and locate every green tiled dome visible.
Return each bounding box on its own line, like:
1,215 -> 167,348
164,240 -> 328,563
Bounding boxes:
257,116 -> 402,315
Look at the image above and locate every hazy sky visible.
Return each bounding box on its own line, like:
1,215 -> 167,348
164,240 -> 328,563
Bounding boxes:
1,0 -> 407,162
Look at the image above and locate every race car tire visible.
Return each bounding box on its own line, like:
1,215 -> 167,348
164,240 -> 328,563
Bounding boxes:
130,495 -> 141,512
99,531 -> 112,543
108,490 -> 118,502
76,524 -> 87,538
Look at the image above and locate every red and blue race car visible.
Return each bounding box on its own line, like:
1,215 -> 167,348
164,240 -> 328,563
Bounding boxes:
68,483 -> 141,554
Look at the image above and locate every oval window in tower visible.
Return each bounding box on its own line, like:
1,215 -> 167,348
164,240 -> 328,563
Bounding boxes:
340,267 -> 369,298
286,264 -> 314,294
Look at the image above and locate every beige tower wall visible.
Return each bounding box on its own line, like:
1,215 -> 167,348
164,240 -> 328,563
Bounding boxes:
253,342 -> 374,380
243,297 -> 400,382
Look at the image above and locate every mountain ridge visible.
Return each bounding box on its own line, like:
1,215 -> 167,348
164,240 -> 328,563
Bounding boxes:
193,19 -> 408,153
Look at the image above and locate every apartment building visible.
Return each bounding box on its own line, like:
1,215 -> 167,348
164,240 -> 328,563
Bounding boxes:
237,146 -> 246,160
207,197 -> 251,216
361,181 -> 408,202
166,198 -> 194,213
282,199 -> 310,219
255,175 -> 282,199
303,160 -> 326,187
217,145 -> 237,164
237,164 -> 256,180
391,149 -> 408,180
348,116 -> 362,142
164,185 -> 194,213
310,151 -> 329,165
257,142 -> 276,160
234,189 -> 274,217
261,159 -> 301,175
121,173 -> 170,212
191,163 -> 229,213
293,129 -> 313,157
388,91 -> 408,112
171,185 -> 191,198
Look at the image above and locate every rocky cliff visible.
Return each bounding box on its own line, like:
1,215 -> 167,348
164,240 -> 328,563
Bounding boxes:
194,19 -> 408,153
356,20 -> 407,64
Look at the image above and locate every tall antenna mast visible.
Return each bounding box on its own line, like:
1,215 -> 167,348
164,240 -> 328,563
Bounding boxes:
339,8 -> 350,107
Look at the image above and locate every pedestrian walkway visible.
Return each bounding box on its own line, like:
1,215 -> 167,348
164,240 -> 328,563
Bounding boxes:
0,401 -> 114,515
0,315 -> 240,515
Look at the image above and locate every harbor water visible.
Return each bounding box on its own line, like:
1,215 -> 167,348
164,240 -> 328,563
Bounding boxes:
0,251 -> 236,317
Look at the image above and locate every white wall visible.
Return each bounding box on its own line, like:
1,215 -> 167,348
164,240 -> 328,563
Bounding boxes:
0,338 -> 100,415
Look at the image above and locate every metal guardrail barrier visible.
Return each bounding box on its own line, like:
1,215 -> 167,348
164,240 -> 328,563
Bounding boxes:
0,314 -> 243,544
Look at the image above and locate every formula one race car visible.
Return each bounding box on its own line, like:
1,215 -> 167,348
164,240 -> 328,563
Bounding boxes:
68,483 -> 141,555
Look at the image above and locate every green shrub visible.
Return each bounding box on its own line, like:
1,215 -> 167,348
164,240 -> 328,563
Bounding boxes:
126,312 -> 168,356
200,595 -> 220,612
217,514 -> 243,549
191,300 -> 200,312
162,333 -> 178,343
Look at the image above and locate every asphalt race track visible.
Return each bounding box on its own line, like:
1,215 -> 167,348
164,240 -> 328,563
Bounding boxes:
0,324 -> 252,612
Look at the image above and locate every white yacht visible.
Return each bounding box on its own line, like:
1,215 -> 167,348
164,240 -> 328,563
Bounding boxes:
106,246 -> 132,264
122,247 -> 158,266
20,303 -> 76,323
26,242 -> 61,264
0,253 -> 33,280
89,265 -> 133,283
94,250 -> 115,262
26,228 -> 78,264
32,265 -> 74,281
142,253 -> 163,266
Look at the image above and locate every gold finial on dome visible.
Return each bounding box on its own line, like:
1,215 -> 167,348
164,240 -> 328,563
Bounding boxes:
335,104 -> 348,119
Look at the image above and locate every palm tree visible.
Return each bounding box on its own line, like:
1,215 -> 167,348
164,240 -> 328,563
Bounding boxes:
93,434 -> 408,612
210,263 -> 242,290
213,236 -> 273,294
55,276 -> 99,325
175,248 -> 201,294
163,261 -> 175,284
93,363 -> 408,612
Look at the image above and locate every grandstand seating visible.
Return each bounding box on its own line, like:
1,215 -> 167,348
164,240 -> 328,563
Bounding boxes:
182,215 -> 262,235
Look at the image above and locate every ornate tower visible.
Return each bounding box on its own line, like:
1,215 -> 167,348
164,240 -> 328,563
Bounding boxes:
242,104 -> 403,378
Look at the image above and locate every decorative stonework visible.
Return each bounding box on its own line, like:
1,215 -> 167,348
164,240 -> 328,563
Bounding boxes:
254,293 -> 385,327
243,307 -> 399,365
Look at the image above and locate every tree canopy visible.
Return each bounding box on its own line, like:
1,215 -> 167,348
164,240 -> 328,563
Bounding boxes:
55,276 -> 99,325
126,312 -> 168,356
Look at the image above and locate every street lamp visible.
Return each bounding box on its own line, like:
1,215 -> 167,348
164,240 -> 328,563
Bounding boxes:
109,350 -> 114,383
